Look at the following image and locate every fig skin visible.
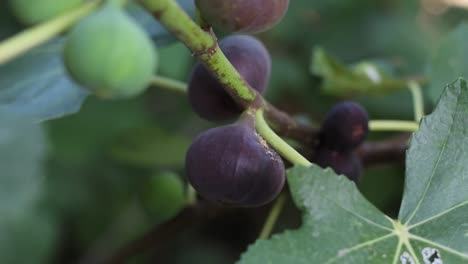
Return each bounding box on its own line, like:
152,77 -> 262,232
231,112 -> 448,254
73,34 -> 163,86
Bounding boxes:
185,123 -> 285,207
8,0 -> 84,25
312,146 -> 362,182
196,0 -> 289,33
320,102 -> 369,151
188,35 -> 271,121
63,5 -> 157,99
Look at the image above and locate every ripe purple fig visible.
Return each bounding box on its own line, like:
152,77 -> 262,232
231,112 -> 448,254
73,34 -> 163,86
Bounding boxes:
196,0 -> 289,33
320,102 -> 369,151
188,35 -> 271,121
185,123 -> 285,207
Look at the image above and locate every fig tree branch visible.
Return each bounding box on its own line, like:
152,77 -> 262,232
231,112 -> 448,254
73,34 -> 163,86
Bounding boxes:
139,0 -> 319,143
357,134 -> 410,167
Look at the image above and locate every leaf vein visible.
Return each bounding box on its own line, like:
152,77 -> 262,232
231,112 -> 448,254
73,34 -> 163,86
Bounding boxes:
321,193 -> 393,232
405,90 -> 460,225
325,233 -> 396,264
408,234 -> 468,259
408,200 -> 468,229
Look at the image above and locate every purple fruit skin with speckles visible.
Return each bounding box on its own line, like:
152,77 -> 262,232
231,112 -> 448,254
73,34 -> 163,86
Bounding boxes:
185,124 -> 285,207
196,0 -> 289,33
320,102 -> 369,151
188,35 -> 271,121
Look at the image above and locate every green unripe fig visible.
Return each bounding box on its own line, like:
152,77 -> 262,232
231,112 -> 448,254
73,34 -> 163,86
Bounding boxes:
144,172 -> 185,223
63,5 -> 157,98
8,0 -> 84,25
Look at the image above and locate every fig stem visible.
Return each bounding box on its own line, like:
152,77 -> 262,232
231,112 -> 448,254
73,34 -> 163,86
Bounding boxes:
149,72 -> 318,144
369,120 -> 419,132
259,193 -> 287,239
0,0 -> 102,65
408,81 -> 424,122
139,0 -> 319,144
140,0 -> 256,102
255,109 -> 312,167
150,75 -> 187,93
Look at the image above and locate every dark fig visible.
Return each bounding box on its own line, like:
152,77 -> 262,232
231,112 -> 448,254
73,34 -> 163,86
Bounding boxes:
196,0 -> 289,33
185,123 -> 285,207
320,102 -> 369,151
312,146 -> 362,182
188,35 -> 271,121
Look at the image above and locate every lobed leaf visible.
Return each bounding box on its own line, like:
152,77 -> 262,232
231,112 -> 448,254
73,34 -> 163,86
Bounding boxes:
239,79 -> 468,263
311,47 -> 410,96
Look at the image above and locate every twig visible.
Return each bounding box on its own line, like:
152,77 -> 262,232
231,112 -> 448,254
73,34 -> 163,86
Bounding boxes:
258,194 -> 287,239
357,134 -> 410,167
139,0 -> 320,144
0,0 -> 101,64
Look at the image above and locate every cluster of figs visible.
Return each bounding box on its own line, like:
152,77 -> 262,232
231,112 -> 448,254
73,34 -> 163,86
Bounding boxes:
7,0 -> 370,207
186,0 -> 290,207
185,0 -> 369,207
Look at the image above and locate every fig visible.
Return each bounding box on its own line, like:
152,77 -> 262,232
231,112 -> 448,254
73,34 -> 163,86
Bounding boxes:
185,123 -> 285,207
188,35 -> 271,121
63,4 -> 157,98
196,0 -> 289,33
320,102 -> 369,151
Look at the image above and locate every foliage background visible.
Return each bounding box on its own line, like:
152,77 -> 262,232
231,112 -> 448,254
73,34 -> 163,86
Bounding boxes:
0,0 -> 467,263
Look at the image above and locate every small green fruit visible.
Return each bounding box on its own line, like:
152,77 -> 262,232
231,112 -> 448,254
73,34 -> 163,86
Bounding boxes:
145,172 -> 185,223
8,0 -> 84,25
63,5 -> 157,98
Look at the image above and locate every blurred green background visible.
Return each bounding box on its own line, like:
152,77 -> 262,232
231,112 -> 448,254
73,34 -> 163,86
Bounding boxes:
1,0 -> 467,263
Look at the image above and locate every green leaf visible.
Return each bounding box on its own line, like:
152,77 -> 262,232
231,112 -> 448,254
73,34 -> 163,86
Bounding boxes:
47,96 -> 151,163
0,209 -> 56,264
427,23 -> 468,103
0,1 -> 195,122
239,79 -> 468,263
110,126 -> 191,168
0,110 -> 46,214
0,39 -> 88,122
239,165 -> 398,264
311,47 -> 410,96
398,78 -> 468,256
0,110 -> 56,264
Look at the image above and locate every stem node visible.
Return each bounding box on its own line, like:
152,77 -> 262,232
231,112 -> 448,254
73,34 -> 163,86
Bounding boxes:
192,27 -> 218,58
